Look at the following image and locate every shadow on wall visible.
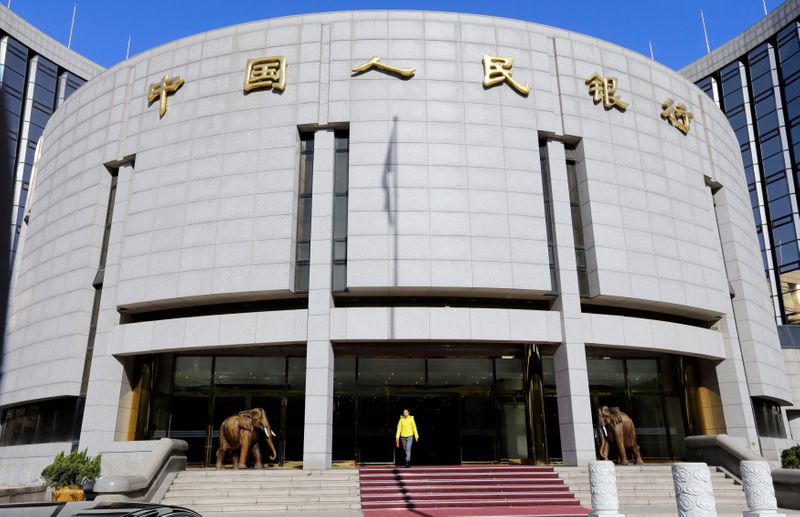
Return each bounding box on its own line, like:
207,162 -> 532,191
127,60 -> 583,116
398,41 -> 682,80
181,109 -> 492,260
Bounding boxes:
384,116 -> 399,339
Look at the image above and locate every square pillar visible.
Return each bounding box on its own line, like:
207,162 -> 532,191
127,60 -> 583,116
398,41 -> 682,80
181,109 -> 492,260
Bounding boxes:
546,140 -> 596,466
302,129 -> 335,469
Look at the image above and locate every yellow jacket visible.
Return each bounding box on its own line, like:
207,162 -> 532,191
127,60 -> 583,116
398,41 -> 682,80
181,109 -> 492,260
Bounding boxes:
396,415 -> 419,439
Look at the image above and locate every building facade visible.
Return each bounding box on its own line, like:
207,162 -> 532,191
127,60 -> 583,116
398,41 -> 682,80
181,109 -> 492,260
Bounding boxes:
0,11 -> 794,483
0,5 -> 103,265
681,0 -> 800,445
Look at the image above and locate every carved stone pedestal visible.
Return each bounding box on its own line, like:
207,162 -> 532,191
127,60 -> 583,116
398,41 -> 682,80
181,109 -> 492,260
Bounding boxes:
672,463 -> 717,517
740,460 -> 785,517
588,460 -> 625,517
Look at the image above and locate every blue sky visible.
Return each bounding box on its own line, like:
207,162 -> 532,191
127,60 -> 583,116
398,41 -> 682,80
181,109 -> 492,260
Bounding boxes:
7,0 -> 788,70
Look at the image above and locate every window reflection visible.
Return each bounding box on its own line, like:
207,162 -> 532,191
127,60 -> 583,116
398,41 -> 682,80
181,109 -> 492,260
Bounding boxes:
174,356 -> 212,389
428,358 -> 492,386
357,358 -> 425,385
781,268 -> 800,324
214,357 -> 285,387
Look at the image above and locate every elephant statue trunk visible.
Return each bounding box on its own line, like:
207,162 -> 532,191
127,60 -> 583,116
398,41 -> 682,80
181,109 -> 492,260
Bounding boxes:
216,407 -> 278,469
260,422 -> 277,461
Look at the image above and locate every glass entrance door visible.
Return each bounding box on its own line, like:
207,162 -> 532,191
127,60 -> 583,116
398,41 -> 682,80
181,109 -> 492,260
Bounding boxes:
146,353 -> 305,467
586,354 -> 689,460
394,393 -> 460,465
168,395 -> 210,466
333,353 -> 531,465
358,390 -> 394,463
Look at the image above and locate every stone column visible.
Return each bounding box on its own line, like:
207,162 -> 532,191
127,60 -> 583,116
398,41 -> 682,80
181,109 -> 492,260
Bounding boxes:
707,185 -> 775,452
302,129 -> 335,469
80,158 -> 136,453
672,463 -> 717,517
740,460 -> 785,517
588,460 -> 624,517
546,140 -> 596,466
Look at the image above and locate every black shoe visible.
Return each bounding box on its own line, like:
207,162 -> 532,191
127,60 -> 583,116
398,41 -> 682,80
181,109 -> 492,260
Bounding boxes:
405,462 -> 410,468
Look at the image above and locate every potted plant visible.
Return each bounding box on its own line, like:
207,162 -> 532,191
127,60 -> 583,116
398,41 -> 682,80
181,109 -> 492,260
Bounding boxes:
40,449 -> 101,501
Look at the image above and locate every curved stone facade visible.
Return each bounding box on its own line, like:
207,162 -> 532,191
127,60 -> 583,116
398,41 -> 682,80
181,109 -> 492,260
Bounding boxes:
0,11 -> 793,475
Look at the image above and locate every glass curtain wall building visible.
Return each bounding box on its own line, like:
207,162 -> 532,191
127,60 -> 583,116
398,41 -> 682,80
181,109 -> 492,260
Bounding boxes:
685,4 -> 800,327
681,0 -> 800,441
0,5 -> 103,265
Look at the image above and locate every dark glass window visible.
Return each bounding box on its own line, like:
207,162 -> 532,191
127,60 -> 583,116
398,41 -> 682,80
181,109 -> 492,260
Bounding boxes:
784,79 -> 800,104
0,36 -> 28,173
214,357 -> 286,387
174,356 -> 213,389
539,141 -> 558,293
769,196 -> 793,222
428,358 -> 493,386
777,240 -> 800,267
57,71 -> 85,107
759,132 -> 783,158
0,397 -> 79,446
695,76 -> 716,101
752,398 -> 786,438
786,96 -> 800,123
751,73 -> 774,96
332,130 -> 349,293
763,152 -> 786,178
766,176 -> 790,201
565,143 -> 589,297
757,111 -> 780,134
295,133 -> 314,292
773,222 -> 797,247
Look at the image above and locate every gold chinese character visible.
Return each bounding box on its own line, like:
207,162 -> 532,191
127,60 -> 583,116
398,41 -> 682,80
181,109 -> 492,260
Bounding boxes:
660,98 -> 694,135
146,75 -> 185,118
352,56 -> 415,78
244,56 -> 287,92
585,73 -> 628,111
482,54 -> 530,96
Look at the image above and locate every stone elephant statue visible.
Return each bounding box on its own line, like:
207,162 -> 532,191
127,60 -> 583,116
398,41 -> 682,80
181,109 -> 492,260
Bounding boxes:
596,405 -> 644,465
215,407 -> 277,469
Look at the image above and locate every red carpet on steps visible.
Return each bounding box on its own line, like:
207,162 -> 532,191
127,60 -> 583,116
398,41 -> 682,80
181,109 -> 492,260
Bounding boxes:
359,465 -> 591,517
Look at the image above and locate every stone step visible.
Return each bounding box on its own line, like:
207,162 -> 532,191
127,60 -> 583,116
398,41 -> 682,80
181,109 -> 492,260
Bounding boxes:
162,495 -> 361,505
175,471 -> 358,478
162,468 -> 363,511
360,484 -> 570,493
558,473 -> 732,479
556,464 -> 749,514
168,477 -> 358,488
168,502 -> 362,512
556,471 -> 731,477
166,490 -> 360,498
176,471 -> 358,478
567,485 -> 743,493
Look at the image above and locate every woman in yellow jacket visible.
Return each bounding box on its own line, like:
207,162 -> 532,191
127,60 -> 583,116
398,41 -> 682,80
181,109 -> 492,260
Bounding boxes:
395,409 -> 419,467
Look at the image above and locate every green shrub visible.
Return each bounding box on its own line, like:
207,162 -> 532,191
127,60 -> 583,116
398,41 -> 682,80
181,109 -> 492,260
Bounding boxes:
782,444 -> 800,469
40,449 -> 101,487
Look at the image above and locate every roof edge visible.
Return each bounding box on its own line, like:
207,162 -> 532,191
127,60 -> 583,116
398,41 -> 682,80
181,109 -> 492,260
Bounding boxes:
0,4 -> 103,80
680,0 -> 800,82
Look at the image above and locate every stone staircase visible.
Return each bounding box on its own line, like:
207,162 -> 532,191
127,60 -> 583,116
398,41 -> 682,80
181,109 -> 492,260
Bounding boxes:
359,465 -> 591,516
159,468 -> 361,514
555,464 -> 748,517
